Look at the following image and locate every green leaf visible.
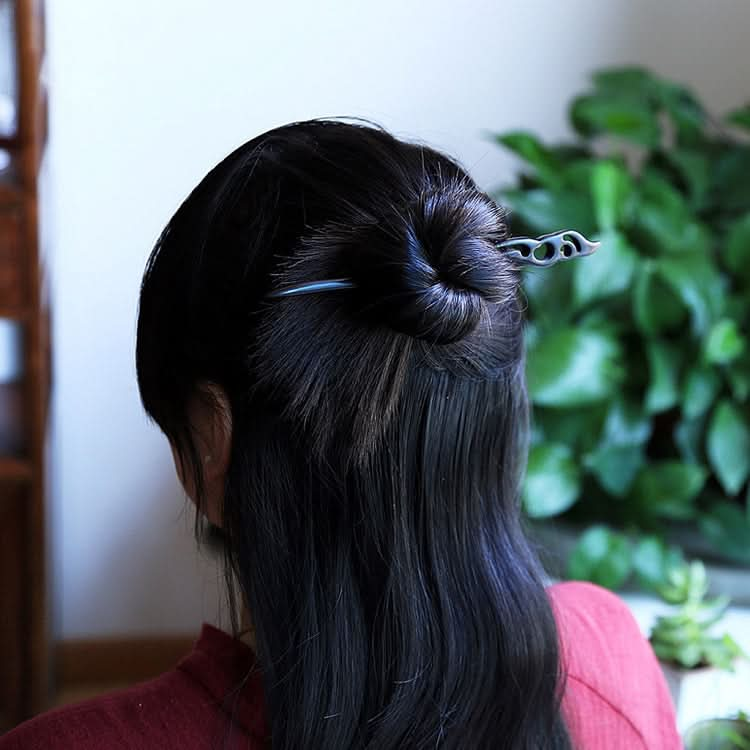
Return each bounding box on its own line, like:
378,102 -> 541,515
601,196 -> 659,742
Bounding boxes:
548,144 -> 589,164
632,536 -> 684,591
495,131 -> 561,186
645,340 -> 681,414
713,147 -> 750,214
603,398 -> 652,446
502,188 -> 596,237
533,406 -> 606,454
584,444 -> 644,497
567,525 -> 633,589
674,417 -> 706,464
707,400 -> 750,495
632,262 -> 687,336
673,642 -> 704,670
522,263 -> 575,326
631,461 -> 707,520
635,171 -> 711,256
664,150 -> 711,210
657,559 -> 708,605
705,319 -> 746,364
590,161 -> 634,231
592,66 -> 661,94
701,634 -> 744,671
570,93 -> 660,147
725,292 -> 749,323
725,211 -> 750,286
591,68 -> 705,146
728,356 -> 750,402
522,443 -> 581,518
727,104 -> 750,130
683,367 -> 721,419
573,230 -> 637,308
559,159 -> 597,192
659,84 -> 707,146
657,250 -> 725,335
699,501 -> 750,565
527,327 -> 623,408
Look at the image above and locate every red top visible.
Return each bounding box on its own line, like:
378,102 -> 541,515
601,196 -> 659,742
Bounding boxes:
1,581 -> 680,749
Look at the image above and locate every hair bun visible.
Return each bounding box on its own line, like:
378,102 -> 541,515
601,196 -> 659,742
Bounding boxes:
346,187 -> 513,344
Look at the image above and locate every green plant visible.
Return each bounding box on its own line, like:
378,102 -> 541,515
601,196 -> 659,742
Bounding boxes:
493,67 -> 750,588
649,561 -> 744,670
685,714 -> 750,750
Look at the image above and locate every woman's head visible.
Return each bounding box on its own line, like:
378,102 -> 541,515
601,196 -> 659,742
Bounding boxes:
136,120 -> 570,749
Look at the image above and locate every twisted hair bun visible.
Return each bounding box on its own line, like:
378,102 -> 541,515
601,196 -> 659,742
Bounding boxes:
345,184 -> 514,344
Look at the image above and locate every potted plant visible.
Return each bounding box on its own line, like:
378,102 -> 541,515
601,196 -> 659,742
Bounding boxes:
492,66 -> 750,595
684,713 -> 750,750
648,560 -> 747,732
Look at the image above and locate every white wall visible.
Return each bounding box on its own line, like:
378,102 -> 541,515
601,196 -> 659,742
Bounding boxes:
46,0 -> 750,638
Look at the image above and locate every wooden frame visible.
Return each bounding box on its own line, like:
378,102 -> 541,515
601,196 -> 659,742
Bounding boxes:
0,0 -> 49,730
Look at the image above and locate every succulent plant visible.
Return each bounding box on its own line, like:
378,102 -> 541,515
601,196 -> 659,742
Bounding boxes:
649,561 -> 744,670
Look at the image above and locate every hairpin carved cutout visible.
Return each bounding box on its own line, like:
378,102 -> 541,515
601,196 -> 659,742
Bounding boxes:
497,230 -> 600,267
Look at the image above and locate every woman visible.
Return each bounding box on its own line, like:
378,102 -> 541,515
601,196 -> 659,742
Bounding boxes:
2,120 -> 680,749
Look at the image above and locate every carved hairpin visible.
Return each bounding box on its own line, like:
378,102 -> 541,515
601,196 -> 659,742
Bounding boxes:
497,230 -> 600,267
268,229 -> 600,299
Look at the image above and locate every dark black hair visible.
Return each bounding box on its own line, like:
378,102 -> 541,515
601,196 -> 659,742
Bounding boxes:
136,120 -> 572,749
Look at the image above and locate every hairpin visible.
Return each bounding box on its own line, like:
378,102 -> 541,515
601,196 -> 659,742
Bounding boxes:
267,229 -> 599,298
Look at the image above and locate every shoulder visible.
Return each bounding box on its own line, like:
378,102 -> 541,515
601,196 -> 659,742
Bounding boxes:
548,579 -> 637,634
548,580 -> 647,695
548,581 -> 681,750
0,669 -> 217,750
548,579 -> 651,681
1,625 -> 267,750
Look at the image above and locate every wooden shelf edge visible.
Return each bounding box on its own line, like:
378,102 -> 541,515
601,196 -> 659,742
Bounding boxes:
0,149 -> 24,203
0,457 -> 33,482
0,308 -> 30,321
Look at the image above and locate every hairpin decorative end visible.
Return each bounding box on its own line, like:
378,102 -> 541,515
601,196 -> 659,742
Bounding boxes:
497,230 -> 600,267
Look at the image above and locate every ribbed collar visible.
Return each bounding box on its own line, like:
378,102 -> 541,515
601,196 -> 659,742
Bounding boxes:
177,623 -> 270,743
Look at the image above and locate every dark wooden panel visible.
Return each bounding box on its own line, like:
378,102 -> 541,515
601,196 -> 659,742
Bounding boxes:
0,381 -> 26,458
0,212 -> 25,310
0,485 -> 27,730
57,636 -> 195,687
0,457 -> 31,481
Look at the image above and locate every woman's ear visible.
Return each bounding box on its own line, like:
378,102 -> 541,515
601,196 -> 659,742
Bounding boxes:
193,382 -> 233,481
181,381 -> 233,527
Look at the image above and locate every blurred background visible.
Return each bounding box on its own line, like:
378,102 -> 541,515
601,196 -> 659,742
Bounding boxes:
1,0 -> 750,743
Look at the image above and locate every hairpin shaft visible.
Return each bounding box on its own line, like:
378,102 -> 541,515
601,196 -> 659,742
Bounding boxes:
268,278 -> 355,298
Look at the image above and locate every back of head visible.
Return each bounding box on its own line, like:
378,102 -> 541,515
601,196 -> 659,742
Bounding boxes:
136,120 -> 571,749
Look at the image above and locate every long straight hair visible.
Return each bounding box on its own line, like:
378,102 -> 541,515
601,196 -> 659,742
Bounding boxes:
136,120 -> 572,749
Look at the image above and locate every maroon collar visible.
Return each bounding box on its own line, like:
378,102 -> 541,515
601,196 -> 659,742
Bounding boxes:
177,623 -> 270,742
